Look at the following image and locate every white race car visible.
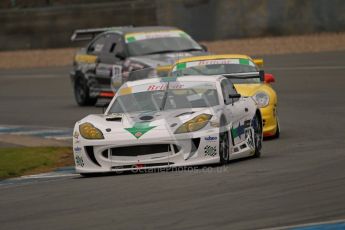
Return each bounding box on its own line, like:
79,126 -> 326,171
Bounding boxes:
72,75 -> 263,175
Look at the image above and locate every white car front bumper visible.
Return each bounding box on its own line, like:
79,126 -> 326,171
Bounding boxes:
73,127 -> 221,174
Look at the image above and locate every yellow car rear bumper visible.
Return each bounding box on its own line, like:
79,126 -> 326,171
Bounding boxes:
260,104 -> 278,137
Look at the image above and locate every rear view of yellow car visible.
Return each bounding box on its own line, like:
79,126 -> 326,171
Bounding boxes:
170,54 -> 280,138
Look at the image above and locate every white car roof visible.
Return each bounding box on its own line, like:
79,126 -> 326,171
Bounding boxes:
124,75 -> 225,88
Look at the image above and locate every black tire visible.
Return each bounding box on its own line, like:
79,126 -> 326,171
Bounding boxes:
80,173 -> 91,177
219,131 -> 230,164
80,173 -> 99,178
252,113 -> 263,158
74,77 -> 97,106
272,118 -> 280,139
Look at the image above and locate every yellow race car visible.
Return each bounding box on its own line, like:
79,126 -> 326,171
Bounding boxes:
167,54 -> 280,138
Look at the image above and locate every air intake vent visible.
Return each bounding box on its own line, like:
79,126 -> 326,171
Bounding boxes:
106,117 -> 122,121
111,144 -> 171,157
240,144 -> 247,149
102,149 -> 109,158
140,115 -> 154,121
173,144 -> 181,153
85,146 -> 101,167
112,162 -> 174,170
191,138 -> 201,152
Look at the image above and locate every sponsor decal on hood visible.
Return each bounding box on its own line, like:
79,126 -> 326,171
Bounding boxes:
125,122 -> 156,139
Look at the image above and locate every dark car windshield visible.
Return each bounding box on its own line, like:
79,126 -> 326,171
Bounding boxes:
171,58 -> 260,83
126,31 -> 202,56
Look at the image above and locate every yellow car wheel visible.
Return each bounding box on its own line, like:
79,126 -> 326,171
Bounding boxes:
273,117 -> 280,139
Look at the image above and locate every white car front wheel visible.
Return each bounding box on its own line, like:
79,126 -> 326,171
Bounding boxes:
253,113 -> 263,158
219,131 -> 230,164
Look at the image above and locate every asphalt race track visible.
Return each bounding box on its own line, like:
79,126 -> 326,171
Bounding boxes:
0,51 -> 345,229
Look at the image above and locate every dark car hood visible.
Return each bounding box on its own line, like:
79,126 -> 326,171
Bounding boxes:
128,51 -> 208,67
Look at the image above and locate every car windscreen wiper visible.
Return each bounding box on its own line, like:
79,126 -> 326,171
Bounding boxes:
175,48 -> 203,52
144,50 -> 182,55
145,48 -> 203,56
222,72 -> 261,79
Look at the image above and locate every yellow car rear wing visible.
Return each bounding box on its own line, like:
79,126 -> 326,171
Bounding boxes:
253,58 -> 264,68
156,65 -> 173,73
156,65 -> 173,77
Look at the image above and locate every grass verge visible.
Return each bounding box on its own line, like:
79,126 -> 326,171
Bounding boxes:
0,147 -> 73,180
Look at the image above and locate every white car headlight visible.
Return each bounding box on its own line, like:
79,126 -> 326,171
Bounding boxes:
253,92 -> 270,108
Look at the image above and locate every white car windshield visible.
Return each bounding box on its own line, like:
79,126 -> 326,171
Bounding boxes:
171,58 -> 260,83
108,81 -> 219,114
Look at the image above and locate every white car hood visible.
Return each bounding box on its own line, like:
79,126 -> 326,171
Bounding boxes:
79,107 -> 216,135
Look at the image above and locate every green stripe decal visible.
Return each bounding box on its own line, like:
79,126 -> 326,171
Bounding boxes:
231,128 -> 239,138
239,59 -> 250,65
126,36 -> 136,43
179,32 -> 189,38
125,122 -> 156,139
231,122 -> 246,139
176,63 -> 186,70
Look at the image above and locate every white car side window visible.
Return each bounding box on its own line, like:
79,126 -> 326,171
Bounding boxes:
221,79 -> 239,104
221,80 -> 231,105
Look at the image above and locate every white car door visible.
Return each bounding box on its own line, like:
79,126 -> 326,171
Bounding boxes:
220,79 -> 248,145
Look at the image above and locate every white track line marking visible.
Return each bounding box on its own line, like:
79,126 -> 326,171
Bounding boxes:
9,130 -> 70,135
47,136 -> 72,140
0,125 -> 72,140
260,218 -> 345,230
19,173 -> 76,179
0,74 -> 64,79
267,65 -> 345,71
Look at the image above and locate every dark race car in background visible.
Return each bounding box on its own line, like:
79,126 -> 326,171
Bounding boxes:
70,26 -> 208,106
